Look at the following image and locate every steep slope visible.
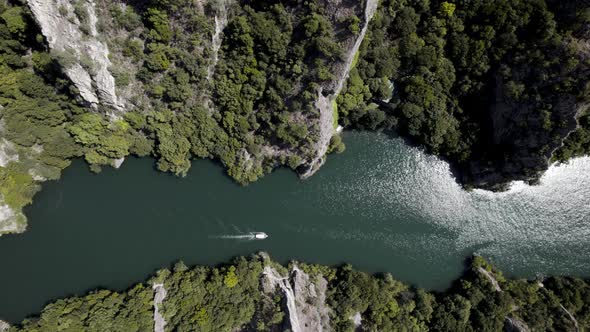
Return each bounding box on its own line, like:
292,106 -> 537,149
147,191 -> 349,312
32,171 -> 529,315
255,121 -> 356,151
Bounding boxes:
300,0 -> 378,178
27,0 -> 122,111
22,0 -> 371,182
338,0 -> 590,190
0,0 -> 372,236
262,265 -> 331,332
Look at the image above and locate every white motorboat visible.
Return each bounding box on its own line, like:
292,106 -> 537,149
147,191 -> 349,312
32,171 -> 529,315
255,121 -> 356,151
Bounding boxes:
252,232 -> 268,240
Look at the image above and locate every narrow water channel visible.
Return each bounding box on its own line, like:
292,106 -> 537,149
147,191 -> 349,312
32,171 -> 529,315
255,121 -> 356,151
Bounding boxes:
0,131 -> 589,322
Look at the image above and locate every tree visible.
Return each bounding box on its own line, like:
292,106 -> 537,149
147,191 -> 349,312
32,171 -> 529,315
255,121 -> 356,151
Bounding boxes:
440,2 -> 456,17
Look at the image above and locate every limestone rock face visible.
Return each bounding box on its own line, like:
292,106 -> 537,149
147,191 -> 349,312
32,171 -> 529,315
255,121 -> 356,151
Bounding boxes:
0,138 -> 18,167
298,0 -> 378,179
0,137 -> 26,236
0,201 -> 26,235
0,119 -> 57,237
504,316 -> 531,332
27,0 -> 123,111
152,283 -> 167,332
262,265 -> 331,332
0,320 -> 10,332
291,266 -> 331,332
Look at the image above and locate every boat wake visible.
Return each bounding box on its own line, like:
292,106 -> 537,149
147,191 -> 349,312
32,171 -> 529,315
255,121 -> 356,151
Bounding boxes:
210,232 -> 268,240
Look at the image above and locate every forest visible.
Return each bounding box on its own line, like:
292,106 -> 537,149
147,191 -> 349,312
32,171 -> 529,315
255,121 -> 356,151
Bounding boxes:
1,0 -> 589,330
88,0 -> 359,181
1,0 -> 363,179
338,0 -> 590,189
1,0 -> 590,233
5,255 -> 589,331
0,0 -> 84,232
0,0 -> 359,233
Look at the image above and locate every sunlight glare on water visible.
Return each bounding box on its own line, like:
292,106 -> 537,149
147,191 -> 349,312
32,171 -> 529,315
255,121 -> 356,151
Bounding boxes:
305,132 -> 590,276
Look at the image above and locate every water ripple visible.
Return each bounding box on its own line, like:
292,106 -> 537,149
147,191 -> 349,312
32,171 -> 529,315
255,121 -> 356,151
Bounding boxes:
305,132 -> 590,276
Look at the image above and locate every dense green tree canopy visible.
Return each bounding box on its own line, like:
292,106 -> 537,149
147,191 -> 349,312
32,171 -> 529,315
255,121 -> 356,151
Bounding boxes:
8,256 -> 590,332
338,0 -> 590,189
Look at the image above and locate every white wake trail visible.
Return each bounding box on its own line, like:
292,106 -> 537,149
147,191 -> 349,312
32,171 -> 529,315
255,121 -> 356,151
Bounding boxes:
211,234 -> 255,240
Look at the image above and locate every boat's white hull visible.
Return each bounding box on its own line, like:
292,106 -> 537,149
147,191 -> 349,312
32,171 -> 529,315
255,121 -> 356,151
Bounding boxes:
252,232 -> 268,240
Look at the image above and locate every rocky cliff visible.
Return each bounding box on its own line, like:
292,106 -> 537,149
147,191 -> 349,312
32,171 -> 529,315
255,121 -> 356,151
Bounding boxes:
300,0 -> 378,178
27,0 -> 122,111
262,265 -> 331,332
23,0 -> 369,182
460,20 -> 590,191
0,118 -> 53,236
2,0 -> 585,241
0,320 -> 9,332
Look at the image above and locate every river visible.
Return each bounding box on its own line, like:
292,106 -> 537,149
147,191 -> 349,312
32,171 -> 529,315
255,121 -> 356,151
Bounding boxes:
0,131 -> 589,322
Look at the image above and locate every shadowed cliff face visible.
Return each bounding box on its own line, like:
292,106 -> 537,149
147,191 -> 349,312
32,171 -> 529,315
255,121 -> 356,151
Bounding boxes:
451,1 -> 590,191
460,28 -> 590,191
460,87 -> 585,191
336,0 -> 590,192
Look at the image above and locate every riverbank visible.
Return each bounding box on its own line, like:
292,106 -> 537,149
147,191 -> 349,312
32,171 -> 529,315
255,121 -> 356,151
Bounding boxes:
5,254 -> 589,331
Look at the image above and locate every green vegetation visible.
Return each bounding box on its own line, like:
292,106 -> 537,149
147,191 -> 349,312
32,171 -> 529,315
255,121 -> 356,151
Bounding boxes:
338,0 -> 590,188
0,164 -> 37,209
158,258 -> 262,331
328,255 -> 590,331
554,114 -> 590,162
7,255 -> 590,331
2,1 -> 589,329
92,0 -> 357,182
0,0 -> 354,226
14,285 -> 155,331
1,0 -> 590,235
210,0 -> 353,178
0,1 -> 83,230
73,1 -> 91,35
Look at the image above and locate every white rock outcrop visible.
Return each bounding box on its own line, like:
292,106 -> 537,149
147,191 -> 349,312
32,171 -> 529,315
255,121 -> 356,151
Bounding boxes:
291,265 -> 331,332
27,0 -> 123,111
478,267 -> 502,292
350,312 -> 362,329
0,135 -> 25,236
559,304 -> 580,332
112,157 -> 125,169
152,283 -> 167,332
504,316 -> 531,332
0,138 -> 19,167
263,265 -> 331,332
207,0 -> 231,81
300,0 -> 378,178
0,320 -> 10,332
0,200 -> 26,235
